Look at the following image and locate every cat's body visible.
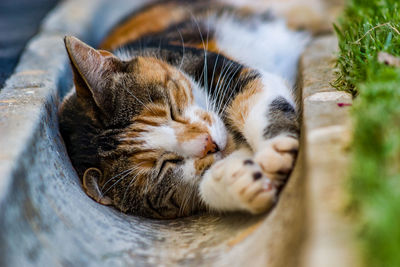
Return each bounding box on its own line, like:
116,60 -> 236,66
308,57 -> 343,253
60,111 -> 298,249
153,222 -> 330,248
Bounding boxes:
59,0 -> 308,218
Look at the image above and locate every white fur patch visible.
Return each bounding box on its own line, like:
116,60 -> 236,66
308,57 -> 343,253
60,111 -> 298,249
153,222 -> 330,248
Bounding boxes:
244,71 -> 296,150
179,158 -> 196,180
191,79 -> 209,110
114,48 -> 136,61
213,16 -> 310,85
139,125 -> 177,151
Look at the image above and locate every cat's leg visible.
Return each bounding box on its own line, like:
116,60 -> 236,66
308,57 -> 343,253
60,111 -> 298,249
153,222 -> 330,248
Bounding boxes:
199,147 -> 277,213
226,71 -> 300,186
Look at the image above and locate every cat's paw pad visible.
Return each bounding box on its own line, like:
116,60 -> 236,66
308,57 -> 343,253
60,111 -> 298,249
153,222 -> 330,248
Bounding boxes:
210,158 -> 277,214
255,136 -> 299,186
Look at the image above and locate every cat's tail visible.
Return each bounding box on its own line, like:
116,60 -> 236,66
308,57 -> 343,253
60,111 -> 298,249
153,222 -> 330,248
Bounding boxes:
215,17 -> 311,85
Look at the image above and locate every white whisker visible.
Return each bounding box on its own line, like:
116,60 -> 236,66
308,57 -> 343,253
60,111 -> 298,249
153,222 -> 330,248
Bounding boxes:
176,27 -> 186,71
217,64 -> 241,113
101,167 -> 135,191
102,168 -> 135,196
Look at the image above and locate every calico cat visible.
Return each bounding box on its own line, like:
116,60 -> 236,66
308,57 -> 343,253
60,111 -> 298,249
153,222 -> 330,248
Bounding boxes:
59,0 -> 308,219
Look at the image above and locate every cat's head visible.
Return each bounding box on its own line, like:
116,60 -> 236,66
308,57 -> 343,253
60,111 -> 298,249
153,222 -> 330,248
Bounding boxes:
59,36 -> 232,218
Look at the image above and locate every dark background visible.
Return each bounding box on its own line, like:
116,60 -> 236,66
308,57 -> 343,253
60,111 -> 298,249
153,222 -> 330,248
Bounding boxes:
0,0 -> 60,88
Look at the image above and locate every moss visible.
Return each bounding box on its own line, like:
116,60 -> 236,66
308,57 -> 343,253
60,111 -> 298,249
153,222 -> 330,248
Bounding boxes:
335,0 -> 400,266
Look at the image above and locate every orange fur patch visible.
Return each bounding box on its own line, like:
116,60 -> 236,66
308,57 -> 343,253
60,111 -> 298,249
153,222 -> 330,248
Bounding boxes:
173,121 -> 208,143
134,57 -> 168,85
100,3 -> 188,50
133,57 -> 194,114
129,149 -> 159,169
226,75 -> 263,134
194,154 -> 216,175
223,134 -> 237,156
192,39 -> 221,54
195,110 -> 213,125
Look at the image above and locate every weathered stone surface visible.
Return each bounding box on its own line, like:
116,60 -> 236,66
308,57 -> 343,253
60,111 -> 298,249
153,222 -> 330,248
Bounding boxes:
300,35 -> 360,267
0,1 -> 355,266
301,35 -> 339,98
0,1 -> 305,266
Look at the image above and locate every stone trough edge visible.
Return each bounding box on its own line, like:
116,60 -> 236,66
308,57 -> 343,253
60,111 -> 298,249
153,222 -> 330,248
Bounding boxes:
299,35 -> 360,267
0,1 -> 359,266
0,0 -> 149,204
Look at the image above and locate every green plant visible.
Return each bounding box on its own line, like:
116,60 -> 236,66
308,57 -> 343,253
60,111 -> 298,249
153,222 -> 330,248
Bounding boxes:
335,0 -> 400,266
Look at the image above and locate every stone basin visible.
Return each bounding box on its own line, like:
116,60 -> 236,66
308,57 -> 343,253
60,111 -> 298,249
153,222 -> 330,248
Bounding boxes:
0,0 -> 355,266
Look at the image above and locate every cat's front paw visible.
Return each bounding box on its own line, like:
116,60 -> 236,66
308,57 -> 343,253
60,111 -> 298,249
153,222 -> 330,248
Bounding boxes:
200,157 -> 277,214
255,136 -> 299,186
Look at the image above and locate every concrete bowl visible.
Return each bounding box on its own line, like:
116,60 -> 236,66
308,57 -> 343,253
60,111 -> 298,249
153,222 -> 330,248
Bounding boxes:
0,1 -> 309,266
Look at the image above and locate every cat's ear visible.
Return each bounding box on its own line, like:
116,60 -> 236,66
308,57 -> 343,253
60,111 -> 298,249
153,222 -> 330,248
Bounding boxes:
64,36 -> 121,112
82,168 -> 113,206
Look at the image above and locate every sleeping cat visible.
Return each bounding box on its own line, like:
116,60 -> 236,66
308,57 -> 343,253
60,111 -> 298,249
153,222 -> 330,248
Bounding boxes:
59,0 -> 308,219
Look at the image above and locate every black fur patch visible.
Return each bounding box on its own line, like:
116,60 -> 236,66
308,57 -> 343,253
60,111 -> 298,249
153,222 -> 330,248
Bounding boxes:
263,97 -> 299,139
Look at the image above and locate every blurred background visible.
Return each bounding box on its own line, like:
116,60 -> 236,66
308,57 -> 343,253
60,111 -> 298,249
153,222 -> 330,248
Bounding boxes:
0,0 -> 341,89
0,0 -> 59,87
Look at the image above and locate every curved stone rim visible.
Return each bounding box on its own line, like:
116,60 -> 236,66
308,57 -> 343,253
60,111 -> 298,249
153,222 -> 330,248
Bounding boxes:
0,0 -> 150,203
0,1 -> 294,266
0,0 -> 357,266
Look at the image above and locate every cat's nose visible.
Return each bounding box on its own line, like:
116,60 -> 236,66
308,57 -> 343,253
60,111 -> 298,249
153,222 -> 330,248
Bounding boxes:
203,135 -> 219,156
